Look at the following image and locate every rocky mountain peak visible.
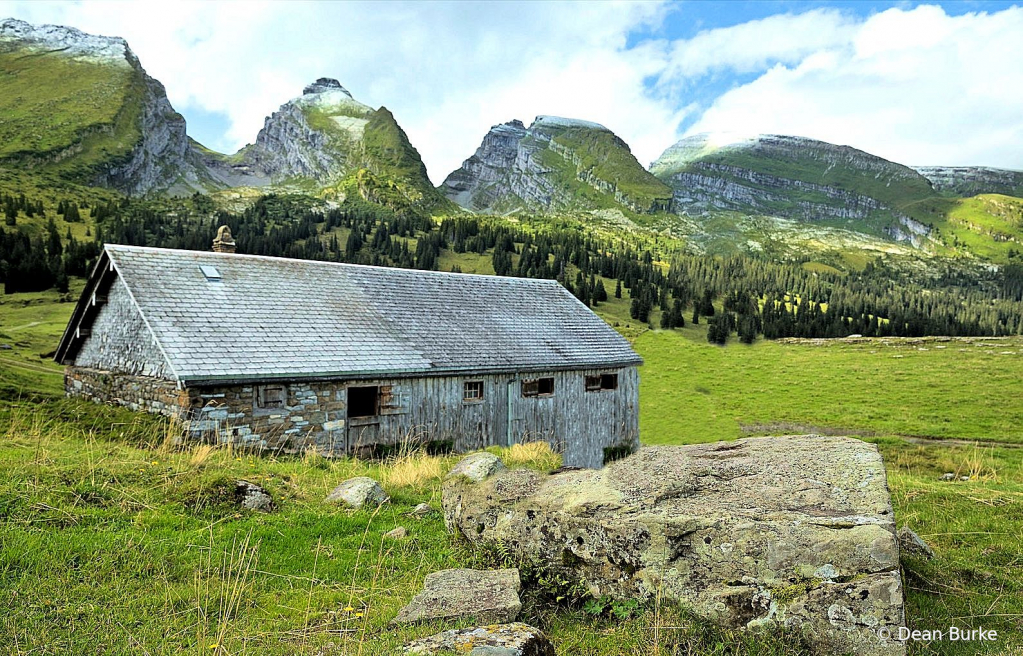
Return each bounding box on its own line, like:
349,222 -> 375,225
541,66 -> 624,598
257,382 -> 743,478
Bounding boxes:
303,77 -> 352,98
0,17 -> 132,65
441,114 -> 671,214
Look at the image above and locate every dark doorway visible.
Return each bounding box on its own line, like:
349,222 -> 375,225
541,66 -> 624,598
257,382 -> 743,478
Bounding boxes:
348,386 -> 379,418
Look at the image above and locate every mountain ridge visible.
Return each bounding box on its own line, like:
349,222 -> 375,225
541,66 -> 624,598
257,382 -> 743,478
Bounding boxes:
1,17 -> 1021,268
650,132 -> 938,246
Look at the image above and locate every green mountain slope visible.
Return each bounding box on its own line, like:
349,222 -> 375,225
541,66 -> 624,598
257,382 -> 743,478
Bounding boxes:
441,116 -> 672,215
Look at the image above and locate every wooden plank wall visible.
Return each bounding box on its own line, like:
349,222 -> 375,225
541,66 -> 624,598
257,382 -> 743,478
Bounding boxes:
347,366 -> 639,468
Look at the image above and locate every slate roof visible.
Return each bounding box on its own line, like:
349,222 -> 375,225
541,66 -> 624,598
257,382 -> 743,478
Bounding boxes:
60,245 -> 641,385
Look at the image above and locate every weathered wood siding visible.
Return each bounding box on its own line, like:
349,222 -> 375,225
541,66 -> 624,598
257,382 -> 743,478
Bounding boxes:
181,366 -> 639,469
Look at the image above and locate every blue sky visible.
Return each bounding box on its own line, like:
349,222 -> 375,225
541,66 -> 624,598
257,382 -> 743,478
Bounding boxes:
2,1 -> 1022,181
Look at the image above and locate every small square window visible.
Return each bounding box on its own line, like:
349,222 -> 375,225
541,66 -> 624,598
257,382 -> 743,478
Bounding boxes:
256,384 -> 285,409
522,377 -> 554,397
585,373 -> 618,392
463,381 -> 484,402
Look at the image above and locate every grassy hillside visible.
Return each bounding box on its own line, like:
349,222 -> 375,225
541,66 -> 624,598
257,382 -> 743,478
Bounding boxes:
0,49 -> 143,181
637,331 -> 1023,445
548,127 -> 673,213
1,289 -> 1021,654
361,107 -> 449,208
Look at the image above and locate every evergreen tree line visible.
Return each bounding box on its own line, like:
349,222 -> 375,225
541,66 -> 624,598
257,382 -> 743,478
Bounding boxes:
1,191 -> 1022,341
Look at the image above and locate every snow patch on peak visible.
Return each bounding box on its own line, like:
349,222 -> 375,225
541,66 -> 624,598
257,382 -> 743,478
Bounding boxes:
293,87 -> 373,115
531,115 -> 609,131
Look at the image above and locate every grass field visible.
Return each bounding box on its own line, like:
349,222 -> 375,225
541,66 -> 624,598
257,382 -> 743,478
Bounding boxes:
1,290 -> 1022,655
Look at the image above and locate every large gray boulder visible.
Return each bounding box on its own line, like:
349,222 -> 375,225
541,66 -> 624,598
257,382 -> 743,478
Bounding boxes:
404,622 -> 554,655
447,452 -> 506,483
325,476 -> 388,508
392,568 -> 521,625
443,435 -> 905,656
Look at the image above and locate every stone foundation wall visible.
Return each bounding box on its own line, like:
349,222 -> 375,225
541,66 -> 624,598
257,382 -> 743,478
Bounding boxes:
65,366 -> 189,419
186,381 -> 347,454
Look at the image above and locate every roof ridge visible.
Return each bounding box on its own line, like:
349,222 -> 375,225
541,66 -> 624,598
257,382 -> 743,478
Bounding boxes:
103,243 -> 563,287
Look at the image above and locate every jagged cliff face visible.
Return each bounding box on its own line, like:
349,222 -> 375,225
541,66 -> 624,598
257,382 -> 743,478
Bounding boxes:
217,78 -> 374,186
0,18 -> 214,195
914,166 -> 1023,198
651,133 -> 937,245
206,78 -> 442,207
441,116 -> 673,214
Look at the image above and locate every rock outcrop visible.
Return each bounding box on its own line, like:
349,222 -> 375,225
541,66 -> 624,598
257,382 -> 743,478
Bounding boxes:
235,479 -> 274,512
897,526 -> 935,560
914,166 -> 1023,198
443,435 -> 906,656
392,568 -> 522,625
405,622 -> 555,655
441,116 -> 673,214
446,452 -> 506,483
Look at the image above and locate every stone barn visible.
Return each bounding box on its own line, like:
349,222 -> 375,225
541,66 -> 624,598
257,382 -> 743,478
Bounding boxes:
55,242 -> 642,468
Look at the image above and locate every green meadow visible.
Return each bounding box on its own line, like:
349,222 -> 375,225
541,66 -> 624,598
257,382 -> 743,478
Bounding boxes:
1,290 -> 1021,655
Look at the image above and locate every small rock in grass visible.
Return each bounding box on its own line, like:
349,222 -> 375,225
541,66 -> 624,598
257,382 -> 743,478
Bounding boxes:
939,472 -> 956,481
446,452 -> 505,483
392,568 -> 521,625
325,476 -> 389,508
404,622 -> 554,655
897,526 -> 935,560
409,503 -> 435,518
385,526 -> 407,540
235,480 -> 274,512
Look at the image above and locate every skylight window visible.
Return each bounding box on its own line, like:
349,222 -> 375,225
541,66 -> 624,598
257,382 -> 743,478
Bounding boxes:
199,265 -> 222,281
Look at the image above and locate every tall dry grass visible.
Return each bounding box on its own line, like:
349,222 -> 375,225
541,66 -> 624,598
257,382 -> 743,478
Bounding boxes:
499,440 -> 561,471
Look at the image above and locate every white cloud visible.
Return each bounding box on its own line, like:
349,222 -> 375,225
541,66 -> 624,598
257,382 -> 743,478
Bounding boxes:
683,5 -> 1023,168
660,8 -> 856,81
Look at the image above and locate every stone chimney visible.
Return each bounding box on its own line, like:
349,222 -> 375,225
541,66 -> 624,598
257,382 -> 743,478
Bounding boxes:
212,225 -> 236,253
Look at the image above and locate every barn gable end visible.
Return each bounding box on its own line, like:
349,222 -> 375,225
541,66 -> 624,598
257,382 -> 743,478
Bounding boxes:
74,275 -> 173,379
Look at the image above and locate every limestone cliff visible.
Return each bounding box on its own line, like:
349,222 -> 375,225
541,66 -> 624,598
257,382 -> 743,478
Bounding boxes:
206,78 -> 443,208
914,166 -> 1023,198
